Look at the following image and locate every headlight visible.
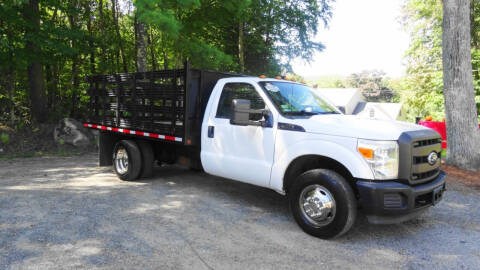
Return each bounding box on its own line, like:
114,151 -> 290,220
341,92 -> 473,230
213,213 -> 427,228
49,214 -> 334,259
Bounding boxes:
357,139 -> 399,180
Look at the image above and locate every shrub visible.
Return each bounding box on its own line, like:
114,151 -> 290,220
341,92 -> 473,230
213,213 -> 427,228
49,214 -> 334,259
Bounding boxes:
1,133 -> 9,144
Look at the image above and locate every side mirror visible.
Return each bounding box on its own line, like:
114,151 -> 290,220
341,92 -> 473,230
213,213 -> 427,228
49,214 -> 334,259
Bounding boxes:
230,99 -> 271,127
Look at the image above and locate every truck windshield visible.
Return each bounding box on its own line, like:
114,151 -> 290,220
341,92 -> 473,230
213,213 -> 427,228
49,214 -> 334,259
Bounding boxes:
259,81 -> 340,116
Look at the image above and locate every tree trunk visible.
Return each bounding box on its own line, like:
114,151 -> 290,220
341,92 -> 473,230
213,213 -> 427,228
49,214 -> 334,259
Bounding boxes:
238,21 -> 245,73
70,58 -> 79,118
147,27 -> 158,71
161,33 -> 168,70
111,0 -> 128,73
45,64 -> 52,109
163,50 -> 168,70
135,17 -> 148,72
4,22 -> 16,125
68,0 -> 80,118
98,0 -> 107,73
86,2 -> 96,74
46,63 -> 59,112
442,0 -> 480,170
470,0 -> 480,80
52,64 -> 59,113
23,0 -> 48,123
8,68 -> 15,126
263,8 -> 273,73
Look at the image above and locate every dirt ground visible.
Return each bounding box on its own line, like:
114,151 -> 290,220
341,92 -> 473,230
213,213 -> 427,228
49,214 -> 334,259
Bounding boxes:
1,153 -> 479,270
443,165 -> 480,190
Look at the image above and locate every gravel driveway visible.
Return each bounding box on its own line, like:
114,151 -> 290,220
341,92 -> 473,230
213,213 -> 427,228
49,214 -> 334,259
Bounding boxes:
1,153 -> 479,270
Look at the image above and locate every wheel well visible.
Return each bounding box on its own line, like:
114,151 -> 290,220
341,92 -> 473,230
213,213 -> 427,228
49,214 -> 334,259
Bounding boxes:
283,155 -> 357,195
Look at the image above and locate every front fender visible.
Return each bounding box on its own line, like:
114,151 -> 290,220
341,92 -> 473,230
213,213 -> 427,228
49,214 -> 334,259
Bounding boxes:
270,138 -> 374,192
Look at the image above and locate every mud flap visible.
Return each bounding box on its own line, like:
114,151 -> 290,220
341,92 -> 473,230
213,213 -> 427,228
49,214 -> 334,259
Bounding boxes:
99,132 -> 119,166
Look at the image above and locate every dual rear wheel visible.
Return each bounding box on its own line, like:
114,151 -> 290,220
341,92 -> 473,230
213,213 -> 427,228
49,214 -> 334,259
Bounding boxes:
113,140 -> 154,181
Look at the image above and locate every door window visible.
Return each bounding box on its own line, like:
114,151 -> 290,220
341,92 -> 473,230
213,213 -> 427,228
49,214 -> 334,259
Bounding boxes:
216,83 -> 265,120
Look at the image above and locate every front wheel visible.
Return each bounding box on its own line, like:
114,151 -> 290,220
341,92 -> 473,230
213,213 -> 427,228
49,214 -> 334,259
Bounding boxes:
289,169 -> 357,239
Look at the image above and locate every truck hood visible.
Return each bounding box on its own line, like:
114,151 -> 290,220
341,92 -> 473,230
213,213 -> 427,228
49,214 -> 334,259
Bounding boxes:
293,115 -> 430,140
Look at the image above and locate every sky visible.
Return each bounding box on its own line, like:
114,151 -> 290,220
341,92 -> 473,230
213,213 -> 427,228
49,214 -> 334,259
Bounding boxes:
291,0 -> 410,79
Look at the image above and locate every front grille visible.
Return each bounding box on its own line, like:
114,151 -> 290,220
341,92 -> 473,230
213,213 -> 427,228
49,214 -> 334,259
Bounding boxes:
413,156 -> 428,164
413,151 -> 442,164
412,168 -> 440,180
410,138 -> 442,183
413,138 -> 441,148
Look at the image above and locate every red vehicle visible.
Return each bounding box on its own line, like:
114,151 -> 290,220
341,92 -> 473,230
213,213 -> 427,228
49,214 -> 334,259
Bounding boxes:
418,121 -> 447,149
418,120 -> 480,149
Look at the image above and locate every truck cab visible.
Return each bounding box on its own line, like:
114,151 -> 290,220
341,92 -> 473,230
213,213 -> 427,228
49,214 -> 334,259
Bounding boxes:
85,66 -> 446,239
201,77 -> 446,237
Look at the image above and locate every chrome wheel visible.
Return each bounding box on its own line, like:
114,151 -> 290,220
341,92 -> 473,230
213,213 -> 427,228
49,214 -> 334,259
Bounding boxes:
115,147 -> 129,175
299,184 -> 336,227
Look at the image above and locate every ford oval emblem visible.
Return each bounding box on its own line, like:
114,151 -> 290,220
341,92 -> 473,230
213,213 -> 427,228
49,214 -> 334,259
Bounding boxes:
427,152 -> 438,166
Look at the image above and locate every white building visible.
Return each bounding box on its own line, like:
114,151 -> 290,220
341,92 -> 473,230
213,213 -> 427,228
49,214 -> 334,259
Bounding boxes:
317,88 -> 404,120
316,88 -> 363,115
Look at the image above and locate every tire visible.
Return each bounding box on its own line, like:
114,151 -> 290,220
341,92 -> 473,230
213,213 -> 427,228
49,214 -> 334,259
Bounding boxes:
189,158 -> 204,172
137,140 -> 154,178
113,140 -> 142,181
289,169 -> 357,239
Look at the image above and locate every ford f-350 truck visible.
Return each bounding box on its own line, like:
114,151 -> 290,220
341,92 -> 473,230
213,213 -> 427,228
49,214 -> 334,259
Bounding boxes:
84,63 -> 446,239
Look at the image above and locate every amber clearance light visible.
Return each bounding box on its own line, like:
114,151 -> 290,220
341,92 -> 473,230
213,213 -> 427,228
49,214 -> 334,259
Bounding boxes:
358,147 -> 374,159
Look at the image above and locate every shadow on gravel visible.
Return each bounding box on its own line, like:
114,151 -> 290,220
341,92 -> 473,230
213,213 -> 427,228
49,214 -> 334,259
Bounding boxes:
135,165 -> 432,242
1,155 -> 480,269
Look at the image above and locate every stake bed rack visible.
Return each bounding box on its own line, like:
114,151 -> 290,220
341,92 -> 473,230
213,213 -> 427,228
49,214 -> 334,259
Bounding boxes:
85,62 -> 244,146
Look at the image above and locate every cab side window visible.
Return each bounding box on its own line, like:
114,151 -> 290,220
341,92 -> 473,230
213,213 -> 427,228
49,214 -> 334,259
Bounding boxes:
216,83 -> 265,120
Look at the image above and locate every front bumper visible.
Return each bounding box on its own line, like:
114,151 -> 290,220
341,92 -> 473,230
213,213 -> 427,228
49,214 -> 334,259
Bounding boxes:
356,171 -> 446,224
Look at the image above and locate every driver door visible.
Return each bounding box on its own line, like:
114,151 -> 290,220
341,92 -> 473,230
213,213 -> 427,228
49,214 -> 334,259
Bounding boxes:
201,82 -> 275,187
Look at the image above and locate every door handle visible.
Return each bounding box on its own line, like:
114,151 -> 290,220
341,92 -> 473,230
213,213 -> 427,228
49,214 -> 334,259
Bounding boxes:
208,126 -> 214,138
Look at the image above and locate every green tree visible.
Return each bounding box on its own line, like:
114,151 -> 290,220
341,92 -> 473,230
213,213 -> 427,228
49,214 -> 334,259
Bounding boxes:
442,0 -> 480,170
0,0 -> 334,126
23,0 -> 49,123
401,0 -> 480,121
345,70 -> 394,102
401,0 -> 445,120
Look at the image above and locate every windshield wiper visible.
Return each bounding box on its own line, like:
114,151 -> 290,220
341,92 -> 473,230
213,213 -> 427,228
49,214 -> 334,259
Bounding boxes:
284,111 -> 319,116
317,111 -> 340,115
284,110 -> 340,116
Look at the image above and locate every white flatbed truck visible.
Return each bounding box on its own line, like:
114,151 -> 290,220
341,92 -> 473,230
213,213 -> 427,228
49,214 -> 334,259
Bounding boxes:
84,63 -> 446,238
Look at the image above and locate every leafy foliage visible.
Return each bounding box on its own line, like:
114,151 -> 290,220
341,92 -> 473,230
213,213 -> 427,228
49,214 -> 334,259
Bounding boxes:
345,70 -> 394,102
308,75 -> 346,88
309,70 -> 395,102
0,0 -> 334,124
0,133 -> 9,144
401,0 -> 480,122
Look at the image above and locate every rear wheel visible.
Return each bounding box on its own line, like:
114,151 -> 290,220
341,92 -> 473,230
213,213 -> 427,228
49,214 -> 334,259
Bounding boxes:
137,140 -> 154,178
189,158 -> 204,172
113,140 -> 142,181
289,169 -> 357,239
